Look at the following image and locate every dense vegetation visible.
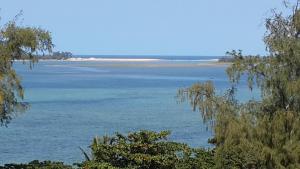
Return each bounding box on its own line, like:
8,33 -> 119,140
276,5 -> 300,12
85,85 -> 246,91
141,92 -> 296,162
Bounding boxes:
80,130 -> 214,169
20,51 -> 73,60
178,1 -> 300,168
0,131 -> 214,169
36,51 -> 73,60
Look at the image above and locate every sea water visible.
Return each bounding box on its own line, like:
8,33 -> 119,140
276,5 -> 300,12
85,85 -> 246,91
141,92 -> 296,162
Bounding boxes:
0,56 -> 259,164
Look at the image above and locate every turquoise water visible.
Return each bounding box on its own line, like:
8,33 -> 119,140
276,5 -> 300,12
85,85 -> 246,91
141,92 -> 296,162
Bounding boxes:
0,57 -> 259,164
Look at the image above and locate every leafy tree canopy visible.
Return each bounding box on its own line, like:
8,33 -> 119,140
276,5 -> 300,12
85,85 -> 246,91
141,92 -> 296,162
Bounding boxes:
178,1 -> 300,168
80,130 -> 215,169
0,13 -> 53,126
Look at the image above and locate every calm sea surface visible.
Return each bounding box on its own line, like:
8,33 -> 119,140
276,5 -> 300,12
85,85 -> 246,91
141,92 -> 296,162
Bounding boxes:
0,56 -> 259,164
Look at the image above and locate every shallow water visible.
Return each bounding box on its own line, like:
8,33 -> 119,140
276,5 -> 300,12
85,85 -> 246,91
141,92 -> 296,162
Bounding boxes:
0,58 -> 259,164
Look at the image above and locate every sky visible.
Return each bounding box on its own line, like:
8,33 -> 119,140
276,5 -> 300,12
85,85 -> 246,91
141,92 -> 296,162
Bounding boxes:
1,0 -> 289,56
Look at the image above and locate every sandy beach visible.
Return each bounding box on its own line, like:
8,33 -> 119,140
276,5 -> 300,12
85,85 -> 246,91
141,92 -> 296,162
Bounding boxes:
66,57 -> 162,62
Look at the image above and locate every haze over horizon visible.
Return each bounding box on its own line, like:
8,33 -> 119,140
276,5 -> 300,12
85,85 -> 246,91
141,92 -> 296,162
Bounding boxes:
2,0 -> 288,56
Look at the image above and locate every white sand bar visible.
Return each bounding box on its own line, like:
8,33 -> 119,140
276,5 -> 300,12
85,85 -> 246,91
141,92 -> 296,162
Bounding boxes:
66,57 -> 161,62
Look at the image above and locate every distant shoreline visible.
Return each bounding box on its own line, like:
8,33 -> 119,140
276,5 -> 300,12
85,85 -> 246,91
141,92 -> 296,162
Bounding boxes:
66,57 -> 162,62
16,57 -> 220,62
14,57 -> 232,69
65,57 -> 219,62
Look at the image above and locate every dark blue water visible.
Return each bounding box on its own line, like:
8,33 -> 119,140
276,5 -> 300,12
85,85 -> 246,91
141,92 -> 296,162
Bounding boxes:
0,58 -> 259,164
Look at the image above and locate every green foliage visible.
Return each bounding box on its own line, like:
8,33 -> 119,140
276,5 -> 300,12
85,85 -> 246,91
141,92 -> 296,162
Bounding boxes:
50,51 -> 72,60
0,13 -> 53,126
80,130 -> 215,169
39,51 -> 72,60
0,160 -> 72,169
80,162 -> 118,169
178,1 -> 300,168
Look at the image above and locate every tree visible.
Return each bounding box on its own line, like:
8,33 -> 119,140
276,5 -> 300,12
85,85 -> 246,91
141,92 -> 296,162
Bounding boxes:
80,130 -> 215,169
178,1 -> 300,168
49,51 -> 72,60
0,14 -> 53,126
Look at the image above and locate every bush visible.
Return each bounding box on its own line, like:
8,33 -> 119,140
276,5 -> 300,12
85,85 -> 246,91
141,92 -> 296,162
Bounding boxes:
80,130 -> 215,169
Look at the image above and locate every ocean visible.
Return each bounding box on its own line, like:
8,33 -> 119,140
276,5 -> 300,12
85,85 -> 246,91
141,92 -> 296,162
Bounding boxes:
0,56 -> 259,164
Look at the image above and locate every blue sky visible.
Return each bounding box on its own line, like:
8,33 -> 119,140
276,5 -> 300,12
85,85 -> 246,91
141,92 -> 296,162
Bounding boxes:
1,0 -> 287,56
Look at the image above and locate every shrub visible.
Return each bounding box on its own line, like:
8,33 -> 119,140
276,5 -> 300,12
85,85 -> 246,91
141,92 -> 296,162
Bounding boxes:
80,130 -> 214,169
